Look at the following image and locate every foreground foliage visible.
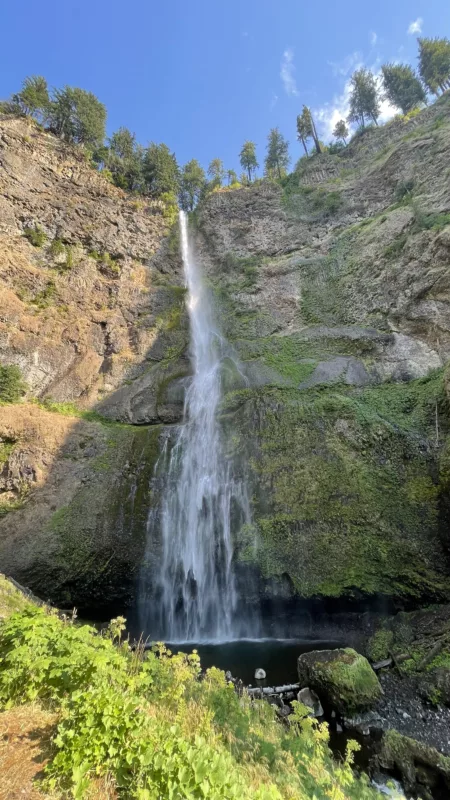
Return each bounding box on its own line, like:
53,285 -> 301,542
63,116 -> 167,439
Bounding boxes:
0,605 -> 382,799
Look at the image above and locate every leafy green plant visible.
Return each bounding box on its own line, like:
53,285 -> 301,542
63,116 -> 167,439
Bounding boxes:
23,225 -> 47,247
0,605 -> 382,799
0,364 -> 27,403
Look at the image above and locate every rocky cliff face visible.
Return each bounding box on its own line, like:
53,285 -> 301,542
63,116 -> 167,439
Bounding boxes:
1,97 -> 450,616
193,93 -> 450,608
0,116 -> 186,609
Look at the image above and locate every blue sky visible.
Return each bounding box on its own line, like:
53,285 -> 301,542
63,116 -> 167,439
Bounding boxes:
1,1 -> 448,176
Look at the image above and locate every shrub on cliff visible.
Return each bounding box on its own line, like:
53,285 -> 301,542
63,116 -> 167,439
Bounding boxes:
0,604 -> 382,799
0,365 -> 27,403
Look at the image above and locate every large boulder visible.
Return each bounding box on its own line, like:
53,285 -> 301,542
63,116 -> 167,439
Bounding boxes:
297,648 -> 382,714
379,730 -> 450,799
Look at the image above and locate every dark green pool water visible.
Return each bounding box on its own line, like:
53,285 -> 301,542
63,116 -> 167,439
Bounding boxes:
166,638 -> 344,685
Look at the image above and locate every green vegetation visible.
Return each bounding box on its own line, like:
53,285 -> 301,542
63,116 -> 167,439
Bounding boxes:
367,629 -> 394,662
143,142 -> 179,196
418,37 -> 450,95
208,158 -> 226,189
0,575 -> 34,618
239,141 -> 259,181
48,86 -> 106,148
23,224 -> 47,247
381,63 -> 426,115
383,234 -> 407,258
31,397 -> 112,424
265,128 -> 290,179
348,68 -> 381,128
296,106 -> 322,156
412,204 -> 450,232
0,364 -> 27,403
0,602 -> 382,799
179,159 -> 207,211
228,368 -> 450,600
333,120 -> 349,146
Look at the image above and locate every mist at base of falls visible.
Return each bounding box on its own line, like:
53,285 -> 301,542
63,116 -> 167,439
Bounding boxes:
138,210 -> 259,643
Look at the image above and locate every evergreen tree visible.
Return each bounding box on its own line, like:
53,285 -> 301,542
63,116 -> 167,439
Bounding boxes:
239,141 -> 259,181
143,143 -> 179,196
348,68 -> 381,128
13,75 -> 49,122
47,87 -> 75,140
381,63 -> 426,114
297,106 -> 321,155
179,159 -> 206,211
333,119 -> 349,145
418,37 -> 450,95
107,128 -> 144,191
47,86 -> 106,147
264,128 -> 290,179
296,112 -> 310,156
71,88 -> 106,148
207,158 -> 225,188
227,169 -> 238,185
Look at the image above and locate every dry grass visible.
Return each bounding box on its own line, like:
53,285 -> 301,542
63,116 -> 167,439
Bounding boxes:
0,705 -> 118,799
0,704 -> 57,799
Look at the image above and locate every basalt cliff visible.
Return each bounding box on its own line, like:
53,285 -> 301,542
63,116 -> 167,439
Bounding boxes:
1,95 -> 450,618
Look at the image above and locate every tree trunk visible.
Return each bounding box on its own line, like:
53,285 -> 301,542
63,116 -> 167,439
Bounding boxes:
300,136 -> 308,156
310,115 -> 321,154
247,166 -> 251,182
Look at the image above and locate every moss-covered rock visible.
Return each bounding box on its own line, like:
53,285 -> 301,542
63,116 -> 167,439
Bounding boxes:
297,648 -> 382,714
225,372 -> 450,603
379,729 -> 450,798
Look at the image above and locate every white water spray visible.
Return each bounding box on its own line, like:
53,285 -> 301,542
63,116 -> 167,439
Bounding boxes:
140,210 -> 253,641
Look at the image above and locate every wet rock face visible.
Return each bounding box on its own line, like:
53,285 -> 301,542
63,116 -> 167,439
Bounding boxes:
196,93 -> 450,606
297,648 -> 382,715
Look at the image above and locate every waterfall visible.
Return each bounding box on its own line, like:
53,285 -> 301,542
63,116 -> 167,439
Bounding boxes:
139,210 -> 253,642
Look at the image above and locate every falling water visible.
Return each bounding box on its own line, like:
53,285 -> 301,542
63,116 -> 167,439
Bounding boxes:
140,210 -> 253,641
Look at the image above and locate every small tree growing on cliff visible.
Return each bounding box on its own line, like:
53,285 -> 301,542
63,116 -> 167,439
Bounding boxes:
381,63 -> 427,114
207,158 -> 225,189
106,128 -> 144,191
178,159 -> 206,211
265,128 -> 290,179
348,68 -> 381,128
298,106 -> 322,155
47,86 -> 106,148
227,169 -> 238,185
13,75 -> 49,122
333,119 -> 349,145
143,143 -> 179,197
418,37 -> 450,95
239,141 -> 259,182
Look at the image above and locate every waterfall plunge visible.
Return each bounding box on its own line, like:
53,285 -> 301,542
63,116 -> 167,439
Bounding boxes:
140,210 -> 254,642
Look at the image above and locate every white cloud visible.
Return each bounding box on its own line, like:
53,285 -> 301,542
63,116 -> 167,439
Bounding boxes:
314,71 -> 397,142
280,48 -> 299,96
370,31 -> 378,46
408,17 -> 423,35
328,51 -> 363,78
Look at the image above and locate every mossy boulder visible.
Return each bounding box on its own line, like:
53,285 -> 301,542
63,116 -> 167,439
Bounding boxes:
297,648 -> 382,714
379,729 -> 450,798
419,668 -> 450,706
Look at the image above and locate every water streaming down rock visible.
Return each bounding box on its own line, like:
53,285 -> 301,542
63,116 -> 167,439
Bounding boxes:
139,211 -> 255,642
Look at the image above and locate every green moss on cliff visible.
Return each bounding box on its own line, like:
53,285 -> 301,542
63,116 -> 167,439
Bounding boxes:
45,424 -> 162,607
226,375 -> 450,600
